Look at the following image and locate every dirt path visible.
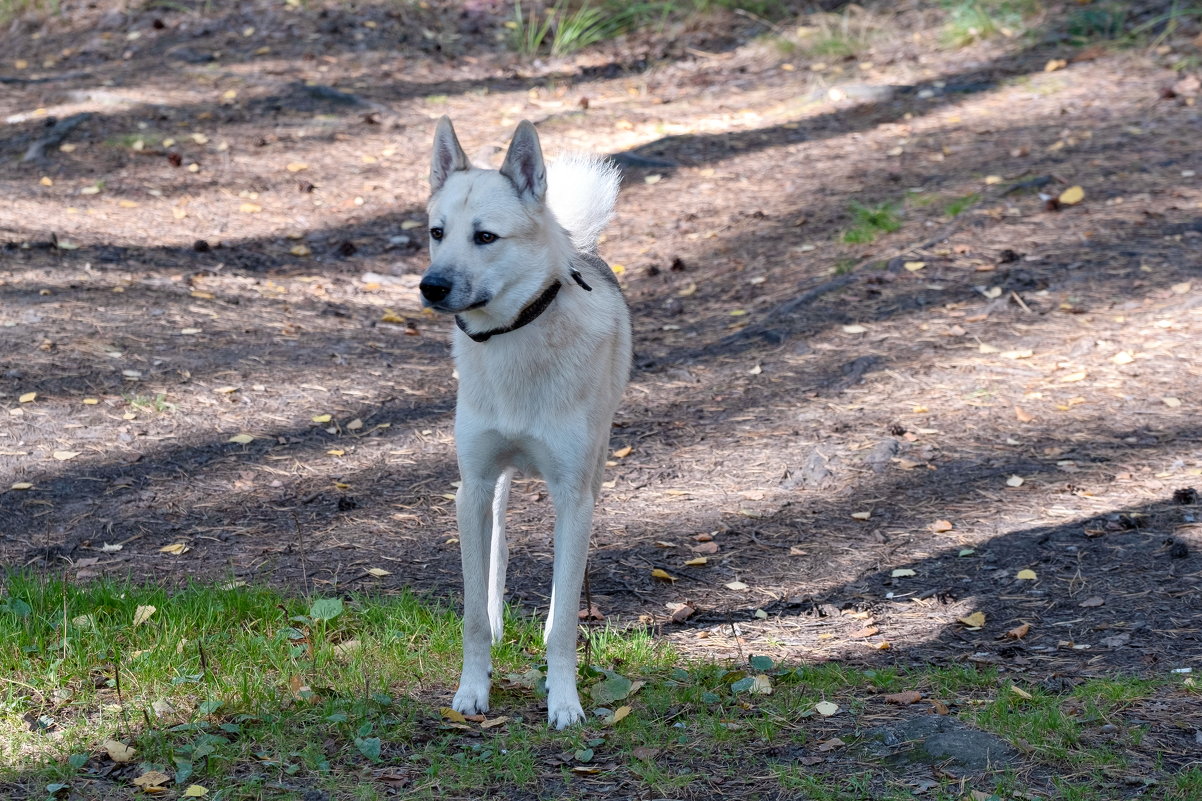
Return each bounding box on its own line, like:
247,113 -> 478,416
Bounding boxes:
2,0 -> 1202,785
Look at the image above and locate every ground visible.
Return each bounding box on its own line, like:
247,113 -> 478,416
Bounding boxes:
1,0 -> 1202,798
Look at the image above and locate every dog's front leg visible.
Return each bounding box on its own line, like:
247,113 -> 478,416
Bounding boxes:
453,475 -> 497,715
543,480 -> 595,729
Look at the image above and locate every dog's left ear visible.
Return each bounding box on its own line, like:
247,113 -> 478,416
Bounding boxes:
500,120 -> 547,202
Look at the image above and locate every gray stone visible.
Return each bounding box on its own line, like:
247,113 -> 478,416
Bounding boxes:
863,715 -> 1019,772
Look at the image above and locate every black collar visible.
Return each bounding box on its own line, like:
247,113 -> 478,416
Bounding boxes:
454,268 -> 593,343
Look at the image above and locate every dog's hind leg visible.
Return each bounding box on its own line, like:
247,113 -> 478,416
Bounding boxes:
487,468 -> 513,644
453,462 -> 505,716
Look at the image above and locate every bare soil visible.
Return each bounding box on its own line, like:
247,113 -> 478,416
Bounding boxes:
2,0 -> 1202,796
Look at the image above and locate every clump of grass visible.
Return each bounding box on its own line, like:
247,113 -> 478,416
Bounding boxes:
841,200 -> 901,244
0,0 -> 57,23
941,0 -> 1040,47
124,392 -> 174,413
943,191 -> 980,217
510,0 -> 636,57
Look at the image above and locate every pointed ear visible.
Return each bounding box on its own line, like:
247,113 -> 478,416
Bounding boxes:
430,116 -> 470,194
499,120 -> 547,201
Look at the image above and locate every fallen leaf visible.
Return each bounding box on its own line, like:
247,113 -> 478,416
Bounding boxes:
1009,685 -> 1033,700
668,603 -> 695,623
930,519 -> 954,532
182,786 -> 208,797
1015,569 -> 1037,580
724,581 -> 749,591
684,557 -> 708,566
814,701 -> 840,716
650,568 -> 677,582
228,433 -> 255,444
366,567 -> 390,577
133,770 -> 170,787
52,450 -> 81,461
239,202 -> 262,213
1006,475 -> 1025,487
1060,370 -> 1088,383
1079,596 -> 1104,608
132,605 -> 157,626
817,736 -> 845,752
691,541 -> 719,554
290,244 -> 312,257
1058,185 -> 1085,205
903,261 -> 926,271
286,162 -> 309,172
10,482 -> 34,490
104,739 -> 136,763
481,716 -> 510,729
891,568 -> 916,578
631,746 -> 660,760
613,445 -> 633,458
1014,405 -> 1034,423
159,543 -> 190,555
1163,397 -> 1182,408
959,611 -> 986,628
1006,623 -> 1031,639
882,691 -> 922,705
380,309 -> 406,324
841,324 -> 867,334
1112,351 -> 1135,365
311,413 -> 332,423
851,511 -> 871,520
604,705 -> 632,725
18,392 -> 36,403
440,707 -> 467,723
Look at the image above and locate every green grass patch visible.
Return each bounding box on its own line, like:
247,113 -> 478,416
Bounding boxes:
943,191 -> 980,217
941,0 -> 1041,47
841,200 -> 902,244
0,576 -> 1189,799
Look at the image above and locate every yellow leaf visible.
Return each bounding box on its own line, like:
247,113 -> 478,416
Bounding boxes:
610,263 -> 626,275
83,398 -> 100,405
958,611 -> 986,628
118,199 -> 139,208
290,244 -> 312,257
984,175 -> 1003,185
214,386 -> 239,394
651,568 -> 677,582
677,283 -> 697,297
11,482 -> 34,490
841,324 -> 867,334
684,557 -> 707,567
724,580 -> 749,590
1111,351 -> 1134,365
749,675 -> 773,695
604,705 -> 632,725
228,433 -> 254,444
1044,58 -> 1068,72
931,519 -> 954,532
851,511 -> 871,520
644,174 -> 662,184
39,176 -> 53,186
814,701 -> 839,716
903,261 -> 926,272
1006,475 -> 1025,487
133,605 -> 157,626
380,309 -> 406,324
18,392 -> 36,403
104,739 -> 136,762
327,449 -> 345,457
613,445 -> 632,458
400,219 -> 423,230
133,770 -> 170,787
1009,684 -> 1033,699
440,706 -> 467,723
53,450 -> 81,461
367,567 -> 391,577
1015,569 -> 1037,580
480,716 -> 510,729
159,542 -> 190,555
1058,185 -> 1085,205
183,785 -> 209,797
1163,397 -> 1182,408
311,414 -> 332,423
891,568 -> 916,577
1060,370 -> 1087,383
239,202 -> 262,213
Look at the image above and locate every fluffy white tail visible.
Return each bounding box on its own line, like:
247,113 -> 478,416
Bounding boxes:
546,153 -> 621,253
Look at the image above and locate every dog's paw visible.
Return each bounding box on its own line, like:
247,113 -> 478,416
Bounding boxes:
452,679 -> 491,716
546,692 -> 585,729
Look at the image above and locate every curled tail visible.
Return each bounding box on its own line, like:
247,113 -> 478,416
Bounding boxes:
546,153 -> 621,253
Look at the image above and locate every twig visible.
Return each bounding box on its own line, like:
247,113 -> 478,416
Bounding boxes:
22,112 -> 91,163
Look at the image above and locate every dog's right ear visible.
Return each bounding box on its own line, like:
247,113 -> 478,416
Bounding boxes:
430,116 -> 470,193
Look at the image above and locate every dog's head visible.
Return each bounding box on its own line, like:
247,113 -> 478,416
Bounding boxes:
420,117 -> 562,320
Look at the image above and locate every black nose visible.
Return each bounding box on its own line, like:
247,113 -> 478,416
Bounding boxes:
420,275 -> 452,303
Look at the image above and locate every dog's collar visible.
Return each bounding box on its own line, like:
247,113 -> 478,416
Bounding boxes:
455,268 -> 592,343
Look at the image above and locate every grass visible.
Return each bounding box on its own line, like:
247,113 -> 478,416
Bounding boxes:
1,574 -> 1195,800
781,6 -> 879,61
841,200 -> 901,244
0,0 -> 55,23
941,0 -> 1041,47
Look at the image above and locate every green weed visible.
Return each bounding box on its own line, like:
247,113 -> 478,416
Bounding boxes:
841,200 -> 901,244
941,0 -> 1040,47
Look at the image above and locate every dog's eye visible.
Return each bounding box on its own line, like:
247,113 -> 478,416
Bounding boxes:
429,227 -> 444,241
474,231 -> 498,245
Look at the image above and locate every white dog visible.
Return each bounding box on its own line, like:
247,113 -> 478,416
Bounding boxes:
420,117 -> 631,728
